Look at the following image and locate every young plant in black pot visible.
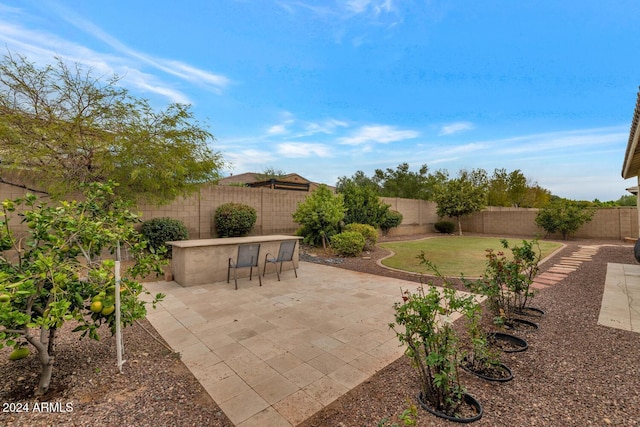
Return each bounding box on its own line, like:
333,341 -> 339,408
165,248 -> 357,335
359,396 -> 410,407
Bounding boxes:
460,302 -> 513,382
389,255 -> 483,423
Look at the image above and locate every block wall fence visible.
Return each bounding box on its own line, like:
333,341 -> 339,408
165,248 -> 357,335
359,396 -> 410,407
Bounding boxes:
0,182 -> 636,241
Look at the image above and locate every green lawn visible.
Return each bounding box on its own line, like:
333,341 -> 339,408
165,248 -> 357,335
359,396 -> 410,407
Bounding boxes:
379,236 -> 563,277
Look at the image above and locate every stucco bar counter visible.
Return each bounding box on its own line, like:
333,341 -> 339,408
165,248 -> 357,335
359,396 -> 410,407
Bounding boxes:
167,235 -> 302,287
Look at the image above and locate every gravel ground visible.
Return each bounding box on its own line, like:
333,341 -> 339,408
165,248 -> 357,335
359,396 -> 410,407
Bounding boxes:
1,233 -> 639,426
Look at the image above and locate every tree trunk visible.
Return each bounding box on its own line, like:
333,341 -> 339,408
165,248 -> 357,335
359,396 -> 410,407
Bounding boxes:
457,217 -> 463,236
26,327 -> 56,396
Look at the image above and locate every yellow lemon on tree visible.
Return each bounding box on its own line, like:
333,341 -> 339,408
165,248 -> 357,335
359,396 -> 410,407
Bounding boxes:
0,293 -> 10,303
101,305 -> 115,316
9,347 -> 30,361
90,300 -> 103,313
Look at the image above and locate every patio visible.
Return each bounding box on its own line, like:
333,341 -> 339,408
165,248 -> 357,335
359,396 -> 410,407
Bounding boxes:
143,261 -> 464,426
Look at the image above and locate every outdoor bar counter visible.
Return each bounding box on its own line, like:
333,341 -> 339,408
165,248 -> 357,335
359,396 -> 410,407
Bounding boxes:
167,235 -> 302,287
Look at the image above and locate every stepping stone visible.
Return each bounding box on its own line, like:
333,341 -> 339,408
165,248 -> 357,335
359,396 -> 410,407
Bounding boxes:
548,267 -> 575,274
537,272 -> 567,280
530,282 -> 549,290
533,276 -> 560,285
559,259 -> 583,265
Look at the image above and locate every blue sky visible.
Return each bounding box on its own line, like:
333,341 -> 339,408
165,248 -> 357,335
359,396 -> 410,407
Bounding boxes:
1,1 -> 639,201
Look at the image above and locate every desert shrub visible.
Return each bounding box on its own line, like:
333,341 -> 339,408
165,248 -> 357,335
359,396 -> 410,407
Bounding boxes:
330,231 -> 365,257
214,203 -> 257,237
434,221 -> 455,234
345,223 -> 378,251
141,217 -> 189,258
380,210 -> 403,235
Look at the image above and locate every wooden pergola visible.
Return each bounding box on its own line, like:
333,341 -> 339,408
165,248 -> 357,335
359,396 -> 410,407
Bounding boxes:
621,88 -> 640,237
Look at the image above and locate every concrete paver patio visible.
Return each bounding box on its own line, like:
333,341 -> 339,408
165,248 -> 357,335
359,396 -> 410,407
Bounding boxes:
143,262 -> 465,426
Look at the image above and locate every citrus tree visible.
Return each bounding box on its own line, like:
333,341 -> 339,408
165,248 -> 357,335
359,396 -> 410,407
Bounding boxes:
292,185 -> 346,249
0,182 -> 165,396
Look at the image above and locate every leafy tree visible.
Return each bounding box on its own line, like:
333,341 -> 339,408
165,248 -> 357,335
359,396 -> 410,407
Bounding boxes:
0,182 -> 165,396
0,51 -> 224,204
486,169 -> 551,208
524,185 -> 552,208
292,185 -> 346,249
433,169 -> 487,235
615,194 -> 637,207
255,167 -> 287,181
336,174 -> 389,226
373,163 -> 437,200
535,200 -> 595,239
336,170 -> 380,192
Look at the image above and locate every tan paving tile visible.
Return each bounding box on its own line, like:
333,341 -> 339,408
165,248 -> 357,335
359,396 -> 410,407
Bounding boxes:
238,407 -> 292,427
303,376 -> 348,406
253,372 -> 300,404
286,341 -> 325,362
218,388 -> 270,425
307,352 -> 344,375
266,352 -> 304,374
179,341 -> 221,365
350,352 -> 387,375
327,364 -> 369,389
205,373 -> 251,403
282,363 -> 325,388
273,390 -> 323,426
328,342 -> 365,363
241,335 -> 285,360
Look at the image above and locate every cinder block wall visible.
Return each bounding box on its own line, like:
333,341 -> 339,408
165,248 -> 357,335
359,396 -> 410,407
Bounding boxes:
139,185 -> 308,238
1,180 -> 637,241
459,206 -> 638,240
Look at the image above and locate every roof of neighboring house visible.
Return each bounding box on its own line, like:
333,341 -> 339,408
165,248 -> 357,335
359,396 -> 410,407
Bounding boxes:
622,88 -> 640,179
217,172 -> 333,191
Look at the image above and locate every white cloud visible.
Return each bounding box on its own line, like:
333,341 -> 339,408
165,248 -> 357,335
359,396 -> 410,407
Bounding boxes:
277,142 -> 332,158
339,125 -> 419,145
0,6 -> 230,103
438,121 -> 474,136
268,124 -> 289,135
302,119 -> 348,135
492,127 -> 627,155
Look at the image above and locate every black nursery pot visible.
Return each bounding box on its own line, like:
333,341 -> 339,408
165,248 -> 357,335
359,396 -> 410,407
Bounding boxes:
417,392 -> 483,423
460,357 -> 514,382
512,306 -> 545,318
487,332 -> 529,353
504,317 -> 539,331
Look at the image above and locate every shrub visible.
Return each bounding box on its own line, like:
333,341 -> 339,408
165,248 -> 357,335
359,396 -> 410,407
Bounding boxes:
345,223 -> 378,251
390,256 -> 478,417
214,203 -> 257,237
535,200 -> 595,240
330,231 -> 365,257
380,210 -> 403,235
141,217 -> 189,258
292,185 -> 346,249
434,221 -> 455,234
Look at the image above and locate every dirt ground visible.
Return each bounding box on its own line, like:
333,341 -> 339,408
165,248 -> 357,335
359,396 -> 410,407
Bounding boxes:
1,233 -> 639,426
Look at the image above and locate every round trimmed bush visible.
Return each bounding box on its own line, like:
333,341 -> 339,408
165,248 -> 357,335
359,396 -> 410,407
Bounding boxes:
434,221 -> 455,234
380,210 -> 403,235
345,223 -> 378,251
141,217 -> 189,258
330,231 -> 365,257
214,203 -> 257,237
